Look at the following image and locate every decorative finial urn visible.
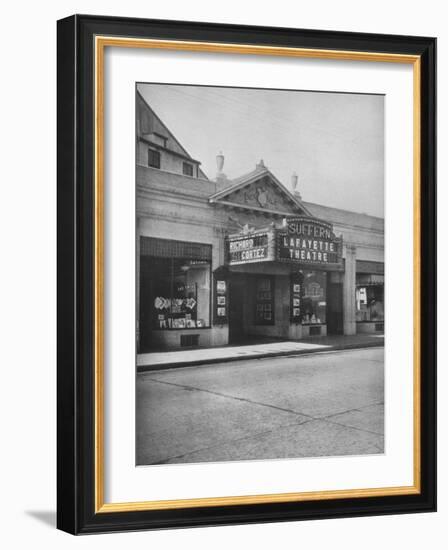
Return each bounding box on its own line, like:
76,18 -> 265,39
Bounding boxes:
216,151 -> 224,174
291,171 -> 302,199
291,171 -> 298,191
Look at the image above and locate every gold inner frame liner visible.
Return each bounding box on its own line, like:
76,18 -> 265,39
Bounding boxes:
94,36 -> 421,513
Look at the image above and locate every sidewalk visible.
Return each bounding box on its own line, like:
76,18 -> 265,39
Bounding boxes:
137,333 -> 384,372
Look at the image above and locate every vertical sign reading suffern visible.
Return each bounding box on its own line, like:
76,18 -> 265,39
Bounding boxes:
277,216 -> 343,267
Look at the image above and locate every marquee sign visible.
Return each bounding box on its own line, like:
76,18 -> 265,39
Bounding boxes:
277,217 -> 343,266
225,218 -> 342,268
226,230 -> 275,265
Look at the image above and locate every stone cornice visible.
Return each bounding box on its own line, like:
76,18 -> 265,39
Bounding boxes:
137,209 -> 229,231
137,183 -> 210,205
208,199 -> 297,218
137,186 -> 384,237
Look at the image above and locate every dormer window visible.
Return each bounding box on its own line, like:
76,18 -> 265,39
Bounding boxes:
148,132 -> 168,147
183,162 -> 194,177
148,148 -> 161,169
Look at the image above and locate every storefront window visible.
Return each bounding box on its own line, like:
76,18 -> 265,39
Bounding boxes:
356,273 -> 384,322
148,257 -> 211,329
356,283 -> 384,322
301,271 -> 327,324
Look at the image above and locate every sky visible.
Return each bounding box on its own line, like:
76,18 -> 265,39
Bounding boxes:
137,83 -> 384,218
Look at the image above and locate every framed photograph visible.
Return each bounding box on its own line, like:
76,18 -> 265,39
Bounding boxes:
216,280 -> 227,294
57,14 -> 436,534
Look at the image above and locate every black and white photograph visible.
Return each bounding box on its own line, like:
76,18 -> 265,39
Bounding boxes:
135,83 -> 385,466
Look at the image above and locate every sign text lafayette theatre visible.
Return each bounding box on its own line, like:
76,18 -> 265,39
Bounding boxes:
277,217 -> 343,266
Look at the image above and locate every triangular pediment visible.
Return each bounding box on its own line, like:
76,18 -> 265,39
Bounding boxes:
209,168 -> 311,217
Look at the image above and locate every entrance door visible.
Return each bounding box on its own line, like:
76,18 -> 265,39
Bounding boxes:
229,275 -> 246,343
327,282 -> 343,335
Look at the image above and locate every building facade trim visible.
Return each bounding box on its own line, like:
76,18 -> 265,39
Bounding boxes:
209,167 -> 311,216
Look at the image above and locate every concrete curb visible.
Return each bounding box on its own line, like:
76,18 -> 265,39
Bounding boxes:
137,340 -> 384,373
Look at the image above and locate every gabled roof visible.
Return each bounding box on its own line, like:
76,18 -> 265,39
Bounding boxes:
136,90 -> 208,180
209,166 -> 312,217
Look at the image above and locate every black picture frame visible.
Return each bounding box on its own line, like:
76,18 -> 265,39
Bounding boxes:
57,14 -> 436,534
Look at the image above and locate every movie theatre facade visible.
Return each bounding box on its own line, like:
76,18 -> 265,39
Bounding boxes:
136,93 -> 384,352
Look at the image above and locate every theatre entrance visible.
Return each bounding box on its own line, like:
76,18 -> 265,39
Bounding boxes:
228,274 -> 246,344
326,281 -> 343,335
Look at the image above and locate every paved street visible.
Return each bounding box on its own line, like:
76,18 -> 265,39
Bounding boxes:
136,347 -> 384,465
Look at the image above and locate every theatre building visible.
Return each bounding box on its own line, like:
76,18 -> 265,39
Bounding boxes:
136,92 -> 384,353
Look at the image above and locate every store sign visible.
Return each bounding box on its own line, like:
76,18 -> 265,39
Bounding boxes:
226,231 -> 273,265
278,217 -> 342,266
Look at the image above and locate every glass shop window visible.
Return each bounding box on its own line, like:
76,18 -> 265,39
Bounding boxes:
301,271 -> 327,324
149,257 -> 211,329
356,282 -> 384,322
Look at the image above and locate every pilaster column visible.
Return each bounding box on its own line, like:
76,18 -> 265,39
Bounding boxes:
343,243 -> 357,335
213,226 -> 227,269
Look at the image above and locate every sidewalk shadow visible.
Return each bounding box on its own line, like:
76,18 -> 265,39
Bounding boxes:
26,510 -> 56,528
